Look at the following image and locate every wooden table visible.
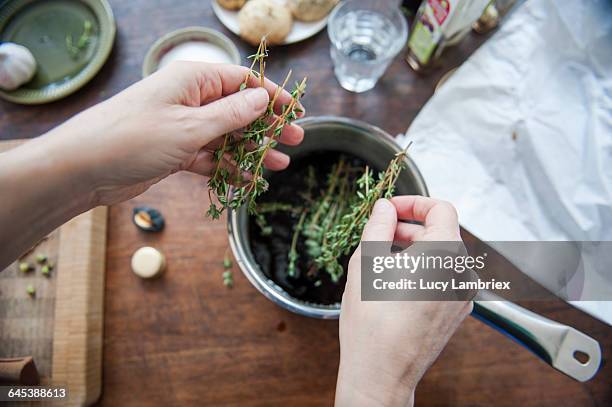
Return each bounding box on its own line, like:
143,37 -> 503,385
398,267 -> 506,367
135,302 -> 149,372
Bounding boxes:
1,1 -> 610,406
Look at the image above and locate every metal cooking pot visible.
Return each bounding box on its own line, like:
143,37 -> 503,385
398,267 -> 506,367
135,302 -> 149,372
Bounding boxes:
227,116 -> 428,319
227,116 -> 601,382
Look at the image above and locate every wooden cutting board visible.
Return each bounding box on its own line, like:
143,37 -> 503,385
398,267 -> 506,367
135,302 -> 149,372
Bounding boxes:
0,140 -> 107,406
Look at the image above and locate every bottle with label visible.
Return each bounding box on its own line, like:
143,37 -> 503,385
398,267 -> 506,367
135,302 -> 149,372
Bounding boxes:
406,0 -> 490,72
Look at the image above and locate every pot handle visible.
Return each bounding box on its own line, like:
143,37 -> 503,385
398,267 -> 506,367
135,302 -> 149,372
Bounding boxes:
472,291 -> 601,382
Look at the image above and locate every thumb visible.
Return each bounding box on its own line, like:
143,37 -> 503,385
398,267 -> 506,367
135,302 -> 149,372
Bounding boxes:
361,199 -> 397,242
195,87 -> 269,143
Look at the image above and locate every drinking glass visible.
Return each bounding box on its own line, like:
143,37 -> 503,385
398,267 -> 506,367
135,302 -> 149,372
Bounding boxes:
327,0 -> 408,93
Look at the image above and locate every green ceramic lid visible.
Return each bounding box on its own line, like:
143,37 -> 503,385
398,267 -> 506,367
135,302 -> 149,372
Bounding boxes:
0,0 -> 116,104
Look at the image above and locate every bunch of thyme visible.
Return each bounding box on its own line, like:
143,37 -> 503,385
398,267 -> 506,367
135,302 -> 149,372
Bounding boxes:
315,144 -> 412,282
303,159 -> 353,261
254,148 -> 410,283
206,38 -> 307,219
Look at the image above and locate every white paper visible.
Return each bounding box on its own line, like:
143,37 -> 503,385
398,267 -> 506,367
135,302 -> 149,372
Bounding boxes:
398,0 -> 612,324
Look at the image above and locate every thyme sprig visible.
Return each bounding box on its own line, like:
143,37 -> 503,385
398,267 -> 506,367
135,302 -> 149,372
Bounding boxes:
285,165 -> 318,275
206,38 -> 307,219
66,20 -> 93,59
287,210 -> 307,277
258,202 -> 302,214
315,144 -> 412,282
254,202 -> 303,235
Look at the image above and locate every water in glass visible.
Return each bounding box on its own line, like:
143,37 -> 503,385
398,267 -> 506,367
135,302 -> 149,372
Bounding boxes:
329,4 -> 407,93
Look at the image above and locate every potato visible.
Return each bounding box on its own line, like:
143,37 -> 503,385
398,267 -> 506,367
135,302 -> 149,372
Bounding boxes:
217,0 -> 247,10
239,0 -> 293,46
288,0 -> 338,22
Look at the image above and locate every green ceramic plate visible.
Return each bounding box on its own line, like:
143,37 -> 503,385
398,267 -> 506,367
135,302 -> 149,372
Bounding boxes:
0,0 -> 115,104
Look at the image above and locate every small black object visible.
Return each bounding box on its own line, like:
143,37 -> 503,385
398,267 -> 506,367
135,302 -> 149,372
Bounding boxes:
132,206 -> 165,232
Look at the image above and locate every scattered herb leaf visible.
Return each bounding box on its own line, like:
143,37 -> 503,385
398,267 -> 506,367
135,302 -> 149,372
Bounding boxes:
41,265 -> 51,276
223,270 -> 234,288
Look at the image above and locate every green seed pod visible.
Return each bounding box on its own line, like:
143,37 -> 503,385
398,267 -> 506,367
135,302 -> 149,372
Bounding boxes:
36,254 -> 47,264
41,265 -> 51,276
19,262 -> 30,273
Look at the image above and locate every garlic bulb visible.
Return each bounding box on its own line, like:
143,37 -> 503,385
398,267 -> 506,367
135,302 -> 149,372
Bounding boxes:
0,42 -> 37,91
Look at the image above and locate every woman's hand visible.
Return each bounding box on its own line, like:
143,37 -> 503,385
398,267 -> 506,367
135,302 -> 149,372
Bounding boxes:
0,62 -> 303,268
335,196 -> 473,407
44,61 -> 304,205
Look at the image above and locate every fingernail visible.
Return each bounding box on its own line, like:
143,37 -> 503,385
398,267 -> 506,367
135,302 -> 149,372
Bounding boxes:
372,199 -> 392,216
244,87 -> 269,111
